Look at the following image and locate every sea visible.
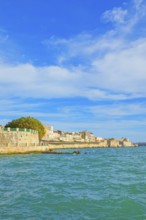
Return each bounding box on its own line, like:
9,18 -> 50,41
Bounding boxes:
0,147 -> 146,220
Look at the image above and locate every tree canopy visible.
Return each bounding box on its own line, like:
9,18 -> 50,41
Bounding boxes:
5,117 -> 45,140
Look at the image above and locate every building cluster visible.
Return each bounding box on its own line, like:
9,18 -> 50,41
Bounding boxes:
41,125 -> 136,147
42,125 -> 103,143
0,124 -> 136,148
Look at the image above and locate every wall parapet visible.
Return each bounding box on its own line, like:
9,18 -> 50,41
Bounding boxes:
1,127 -> 38,133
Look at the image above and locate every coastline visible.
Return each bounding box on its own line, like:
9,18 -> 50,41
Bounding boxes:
0,141 -> 136,155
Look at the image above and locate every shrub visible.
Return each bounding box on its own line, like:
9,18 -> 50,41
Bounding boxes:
5,117 -> 45,140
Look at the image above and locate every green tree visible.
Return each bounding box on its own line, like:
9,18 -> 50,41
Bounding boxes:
5,117 -> 45,140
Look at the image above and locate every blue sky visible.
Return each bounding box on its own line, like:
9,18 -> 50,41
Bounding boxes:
0,0 -> 146,141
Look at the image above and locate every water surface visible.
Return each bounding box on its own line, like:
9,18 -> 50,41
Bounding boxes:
0,147 -> 146,219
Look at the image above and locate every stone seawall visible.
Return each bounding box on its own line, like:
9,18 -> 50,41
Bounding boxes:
0,141 -> 136,154
0,142 -> 101,154
0,127 -> 39,151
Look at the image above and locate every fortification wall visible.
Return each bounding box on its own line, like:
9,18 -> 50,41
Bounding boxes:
0,142 -> 106,154
0,127 -> 39,151
0,141 -> 136,154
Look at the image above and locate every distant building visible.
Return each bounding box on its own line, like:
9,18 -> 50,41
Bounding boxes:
42,125 -> 54,141
80,130 -> 96,142
42,124 -> 134,145
96,137 -> 104,141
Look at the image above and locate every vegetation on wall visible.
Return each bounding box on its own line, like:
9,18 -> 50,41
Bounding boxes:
5,117 -> 45,140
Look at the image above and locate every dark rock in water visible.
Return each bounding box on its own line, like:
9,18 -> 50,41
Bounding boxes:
73,150 -> 80,154
43,150 -> 80,155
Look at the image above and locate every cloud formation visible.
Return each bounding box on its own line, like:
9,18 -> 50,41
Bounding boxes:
1,0 -> 146,141
102,7 -> 128,24
1,0 -> 146,101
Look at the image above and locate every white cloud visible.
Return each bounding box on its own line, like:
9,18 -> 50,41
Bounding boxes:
89,102 -> 146,118
91,38 -> 146,95
1,36 -> 146,101
134,0 -> 144,10
42,33 -> 146,100
0,63 -> 83,98
102,0 -> 146,34
102,7 -> 127,24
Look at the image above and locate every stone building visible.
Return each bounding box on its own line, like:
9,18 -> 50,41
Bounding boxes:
80,130 -> 96,142
42,125 -> 54,141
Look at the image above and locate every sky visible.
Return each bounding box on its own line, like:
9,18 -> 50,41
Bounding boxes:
0,0 -> 146,142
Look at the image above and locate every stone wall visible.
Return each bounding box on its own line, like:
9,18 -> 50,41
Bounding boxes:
0,142 -> 108,154
107,139 -> 135,147
0,127 -> 39,153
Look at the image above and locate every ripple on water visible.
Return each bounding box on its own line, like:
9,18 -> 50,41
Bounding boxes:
0,147 -> 146,219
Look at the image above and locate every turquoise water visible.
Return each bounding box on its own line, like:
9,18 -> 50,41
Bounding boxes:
0,147 -> 146,220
